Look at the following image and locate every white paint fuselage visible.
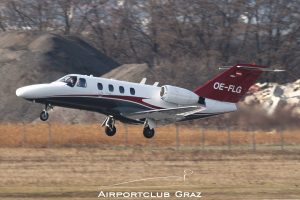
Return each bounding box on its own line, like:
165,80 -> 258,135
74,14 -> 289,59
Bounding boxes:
16,74 -> 237,124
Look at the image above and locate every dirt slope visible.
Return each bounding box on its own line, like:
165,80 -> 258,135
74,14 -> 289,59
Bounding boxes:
0,31 -> 118,122
103,63 -> 163,83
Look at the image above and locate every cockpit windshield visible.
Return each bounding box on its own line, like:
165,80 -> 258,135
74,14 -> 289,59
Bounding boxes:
59,76 -> 77,87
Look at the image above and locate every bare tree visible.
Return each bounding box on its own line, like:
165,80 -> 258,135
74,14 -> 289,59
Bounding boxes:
0,0 -> 298,82
56,0 -> 76,34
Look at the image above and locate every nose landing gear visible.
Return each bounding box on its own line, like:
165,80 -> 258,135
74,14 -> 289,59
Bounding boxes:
40,110 -> 49,121
102,116 -> 116,136
39,104 -> 53,121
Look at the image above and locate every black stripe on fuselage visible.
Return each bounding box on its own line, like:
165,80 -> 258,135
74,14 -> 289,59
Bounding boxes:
27,95 -> 224,124
31,95 -> 152,124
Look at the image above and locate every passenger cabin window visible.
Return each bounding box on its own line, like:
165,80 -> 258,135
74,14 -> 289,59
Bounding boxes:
77,78 -> 87,88
119,86 -> 125,94
130,87 -> 135,95
97,83 -> 103,90
61,76 -> 77,87
108,84 -> 114,92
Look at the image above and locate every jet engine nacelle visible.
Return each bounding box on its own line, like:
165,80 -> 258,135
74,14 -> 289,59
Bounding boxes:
160,85 -> 199,105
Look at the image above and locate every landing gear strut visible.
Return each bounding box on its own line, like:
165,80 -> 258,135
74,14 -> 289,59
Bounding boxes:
39,104 -> 52,121
102,116 -> 116,136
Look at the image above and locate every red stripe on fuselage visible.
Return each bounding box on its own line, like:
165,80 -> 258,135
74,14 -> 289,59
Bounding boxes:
53,94 -> 163,109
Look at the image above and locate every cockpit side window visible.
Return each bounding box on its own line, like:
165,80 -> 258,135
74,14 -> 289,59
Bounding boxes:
61,76 -> 77,87
77,78 -> 87,88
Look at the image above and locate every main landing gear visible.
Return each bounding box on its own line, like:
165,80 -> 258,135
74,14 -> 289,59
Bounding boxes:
102,116 -> 116,136
39,104 -> 52,121
101,116 -> 155,139
143,119 -> 155,138
143,126 -> 155,139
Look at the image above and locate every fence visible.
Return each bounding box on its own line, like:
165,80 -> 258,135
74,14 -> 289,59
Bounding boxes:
0,122 -> 299,151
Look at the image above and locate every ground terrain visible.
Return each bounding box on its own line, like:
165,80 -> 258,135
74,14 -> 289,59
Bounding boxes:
0,147 -> 299,200
0,123 -> 299,149
0,124 -> 299,199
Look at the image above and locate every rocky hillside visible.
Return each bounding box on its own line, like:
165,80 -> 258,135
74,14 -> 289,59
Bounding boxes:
0,31 -> 118,122
245,80 -> 300,115
218,80 -> 300,129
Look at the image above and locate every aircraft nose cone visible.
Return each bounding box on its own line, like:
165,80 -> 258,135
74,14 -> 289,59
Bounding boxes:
16,86 -> 34,99
16,83 -> 57,99
16,87 -> 25,97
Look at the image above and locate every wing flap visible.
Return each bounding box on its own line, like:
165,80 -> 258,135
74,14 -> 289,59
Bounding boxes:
123,105 -> 205,121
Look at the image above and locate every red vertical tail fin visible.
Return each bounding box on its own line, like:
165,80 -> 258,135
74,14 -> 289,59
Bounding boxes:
194,64 -> 269,103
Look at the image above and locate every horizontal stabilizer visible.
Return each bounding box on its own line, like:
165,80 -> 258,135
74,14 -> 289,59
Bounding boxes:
219,65 -> 285,72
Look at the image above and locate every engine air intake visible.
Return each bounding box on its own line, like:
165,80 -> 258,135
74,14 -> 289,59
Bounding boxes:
160,85 -> 199,105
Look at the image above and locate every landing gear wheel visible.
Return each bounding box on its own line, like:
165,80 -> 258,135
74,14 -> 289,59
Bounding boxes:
102,116 -> 117,137
39,103 -> 53,122
143,126 -> 155,139
105,126 -> 116,136
40,111 -> 49,121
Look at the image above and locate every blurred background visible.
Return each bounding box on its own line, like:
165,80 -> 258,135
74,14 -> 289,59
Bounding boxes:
0,0 -> 299,125
0,1 -> 300,199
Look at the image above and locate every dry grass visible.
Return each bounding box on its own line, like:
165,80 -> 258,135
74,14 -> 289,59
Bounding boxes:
0,123 -> 300,199
0,123 -> 299,148
0,148 -> 299,200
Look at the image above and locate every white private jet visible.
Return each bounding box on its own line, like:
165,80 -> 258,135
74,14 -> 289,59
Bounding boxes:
16,64 -> 282,138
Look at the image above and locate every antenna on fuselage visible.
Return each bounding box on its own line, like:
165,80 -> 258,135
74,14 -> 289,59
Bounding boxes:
140,78 -> 147,84
153,82 -> 159,86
